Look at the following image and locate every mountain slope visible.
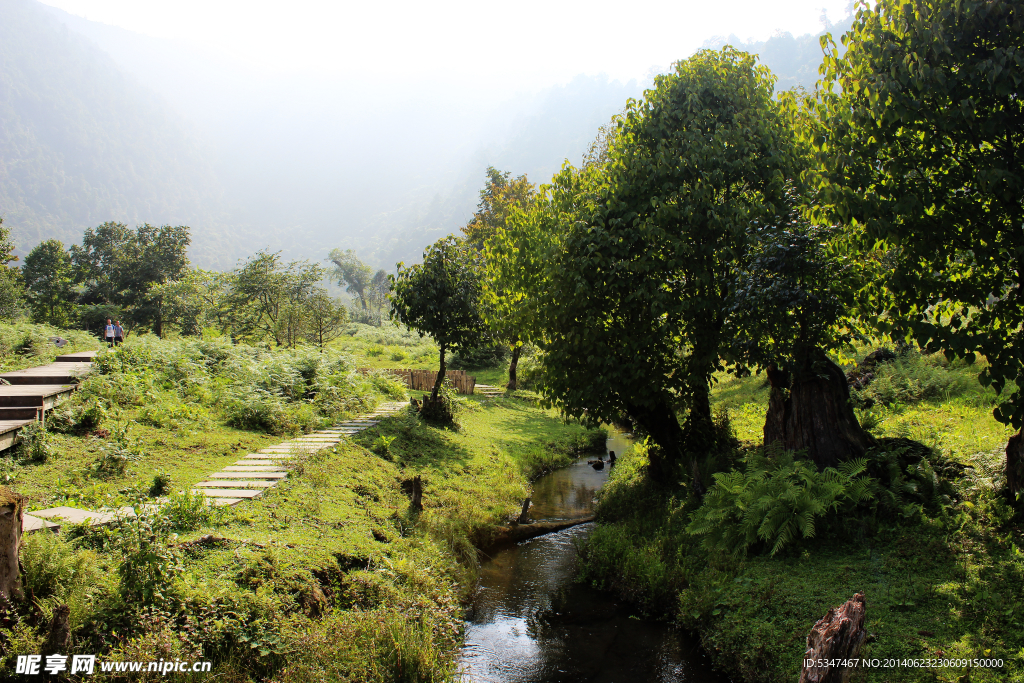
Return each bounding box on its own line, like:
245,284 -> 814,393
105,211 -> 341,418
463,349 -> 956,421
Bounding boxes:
0,0 -> 226,261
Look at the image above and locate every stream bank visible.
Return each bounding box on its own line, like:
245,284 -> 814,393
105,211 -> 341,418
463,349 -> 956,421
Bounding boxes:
458,429 -> 725,682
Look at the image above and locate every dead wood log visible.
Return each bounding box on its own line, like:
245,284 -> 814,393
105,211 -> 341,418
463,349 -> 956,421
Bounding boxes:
0,486 -> 24,602
799,592 -> 867,683
484,516 -> 595,551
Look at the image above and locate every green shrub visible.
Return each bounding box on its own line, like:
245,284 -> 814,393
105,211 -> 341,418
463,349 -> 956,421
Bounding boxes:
138,395 -> 213,432
93,421 -> 143,478
48,399 -> 106,434
21,531 -> 97,601
15,421 -> 50,463
117,513 -> 183,605
366,344 -> 385,357
162,489 -> 220,531
149,471 -> 172,497
856,350 -> 971,406
0,322 -> 99,372
390,349 -> 408,362
686,448 -> 875,556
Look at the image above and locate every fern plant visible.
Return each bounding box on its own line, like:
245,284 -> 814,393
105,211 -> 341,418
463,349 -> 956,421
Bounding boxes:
687,448 -> 875,556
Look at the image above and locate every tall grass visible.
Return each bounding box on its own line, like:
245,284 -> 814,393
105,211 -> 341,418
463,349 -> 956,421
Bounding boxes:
84,336 -> 404,435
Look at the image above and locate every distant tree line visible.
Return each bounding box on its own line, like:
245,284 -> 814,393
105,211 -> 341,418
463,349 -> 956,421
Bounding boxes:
4,221 -> 357,351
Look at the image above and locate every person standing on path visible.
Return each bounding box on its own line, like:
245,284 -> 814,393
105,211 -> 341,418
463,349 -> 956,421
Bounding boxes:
104,319 -> 115,347
113,321 -> 124,346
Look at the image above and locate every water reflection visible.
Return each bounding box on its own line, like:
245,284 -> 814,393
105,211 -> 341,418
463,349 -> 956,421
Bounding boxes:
459,430 -> 726,683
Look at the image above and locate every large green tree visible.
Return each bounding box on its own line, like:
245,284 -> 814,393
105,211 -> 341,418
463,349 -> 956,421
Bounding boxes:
466,167 -> 539,390
150,269 -> 232,337
811,0 -> 1024,493
23,238 -> 76,326
71,222 -> 191,336
725,193 -> 873,469
230,250 -> 324,347
389,236 -> 485,402
534,49 -> 800,488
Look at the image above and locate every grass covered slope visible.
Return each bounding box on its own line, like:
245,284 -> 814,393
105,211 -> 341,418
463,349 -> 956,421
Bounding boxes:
1,327 -> 606,681
579,348 -> 1024,683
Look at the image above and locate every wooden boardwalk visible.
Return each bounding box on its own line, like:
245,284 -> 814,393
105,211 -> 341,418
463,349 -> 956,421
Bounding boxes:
0,350 -> 95,442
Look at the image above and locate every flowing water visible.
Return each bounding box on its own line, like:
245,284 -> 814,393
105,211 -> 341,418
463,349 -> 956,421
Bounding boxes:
458,429 -> 728,683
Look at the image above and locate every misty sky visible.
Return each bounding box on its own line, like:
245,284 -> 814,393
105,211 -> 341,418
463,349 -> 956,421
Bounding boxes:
39,0 -> 850,86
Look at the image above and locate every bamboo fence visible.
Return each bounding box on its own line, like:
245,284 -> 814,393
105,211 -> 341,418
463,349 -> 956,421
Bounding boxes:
359,368 -> 476,394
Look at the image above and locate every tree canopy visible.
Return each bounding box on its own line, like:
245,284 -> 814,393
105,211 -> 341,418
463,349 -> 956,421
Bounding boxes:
70,222 -> 191,336
389,235 -> 485,401
812,0 -> 1023,422
531,48 -> 801,486
22,238 -> 75,327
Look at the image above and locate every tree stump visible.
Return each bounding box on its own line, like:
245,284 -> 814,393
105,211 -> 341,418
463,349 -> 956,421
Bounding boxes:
0,486 -> 24,602
517,498 -> 531,524
765,354 -> 875,470
1006,430 -> 1024,501
410,475 -> 423,512
44,604 -> 70,655
799,592 -> 867,683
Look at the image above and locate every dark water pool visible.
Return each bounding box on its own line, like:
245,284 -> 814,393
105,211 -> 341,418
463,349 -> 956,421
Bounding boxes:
458,430 -> 728,682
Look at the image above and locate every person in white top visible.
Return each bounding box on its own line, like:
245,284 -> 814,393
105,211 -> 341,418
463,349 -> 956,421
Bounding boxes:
104,319 -> 115,347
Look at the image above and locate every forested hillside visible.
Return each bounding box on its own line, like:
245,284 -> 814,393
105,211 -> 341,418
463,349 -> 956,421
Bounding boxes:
0,0 -> 229,262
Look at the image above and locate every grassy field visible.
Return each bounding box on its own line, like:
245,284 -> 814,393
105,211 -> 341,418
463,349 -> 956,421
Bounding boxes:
1,326 -> 605,681
329,322 -> 523,388
579,347 -> 1024,683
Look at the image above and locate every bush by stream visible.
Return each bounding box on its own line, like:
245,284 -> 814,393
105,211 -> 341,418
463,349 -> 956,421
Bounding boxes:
579,349 -> 1024,682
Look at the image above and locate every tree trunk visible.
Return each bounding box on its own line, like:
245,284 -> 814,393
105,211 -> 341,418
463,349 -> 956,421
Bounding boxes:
628,399 -> 687,486
431,344 -> 447,401
507,344 -> 523,391
799,592 -> 867,683
681,381 -> 714,497
1006,430 -> 1024,500
0,486 -> 24,602
764,351 -> 875,470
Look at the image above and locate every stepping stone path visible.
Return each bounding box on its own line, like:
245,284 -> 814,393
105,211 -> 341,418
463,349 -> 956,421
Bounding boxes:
474,384 -> 504,398
192,401 -> 409,507
17,346 -> 408,528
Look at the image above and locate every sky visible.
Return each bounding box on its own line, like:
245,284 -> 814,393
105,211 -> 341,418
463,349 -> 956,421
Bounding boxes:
38,0 -> 851,87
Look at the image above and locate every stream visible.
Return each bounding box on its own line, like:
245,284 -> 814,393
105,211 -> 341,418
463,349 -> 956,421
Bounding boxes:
458,429 -> 728,682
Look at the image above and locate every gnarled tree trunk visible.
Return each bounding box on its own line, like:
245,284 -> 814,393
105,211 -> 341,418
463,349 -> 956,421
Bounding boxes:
0,486 -> 25,602
1006,430 -> 1024,500
431,344 -> 447,401
764,352 -> 875,470
800,592 -> 867,683
628,399 -> 692,489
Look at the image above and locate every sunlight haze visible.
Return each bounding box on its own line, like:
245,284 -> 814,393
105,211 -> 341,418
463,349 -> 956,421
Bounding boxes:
39,0 -> 850,83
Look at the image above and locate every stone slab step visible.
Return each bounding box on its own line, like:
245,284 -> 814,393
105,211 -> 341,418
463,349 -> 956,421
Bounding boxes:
210,471 -> 287,478
32,506 -> 127,525
196,480 -> 276,488
23,514 -> 59,533
223,466 -> 288,472
240,454 -> 295,460
194,488 -> 263,499
210,497 -> 244,506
